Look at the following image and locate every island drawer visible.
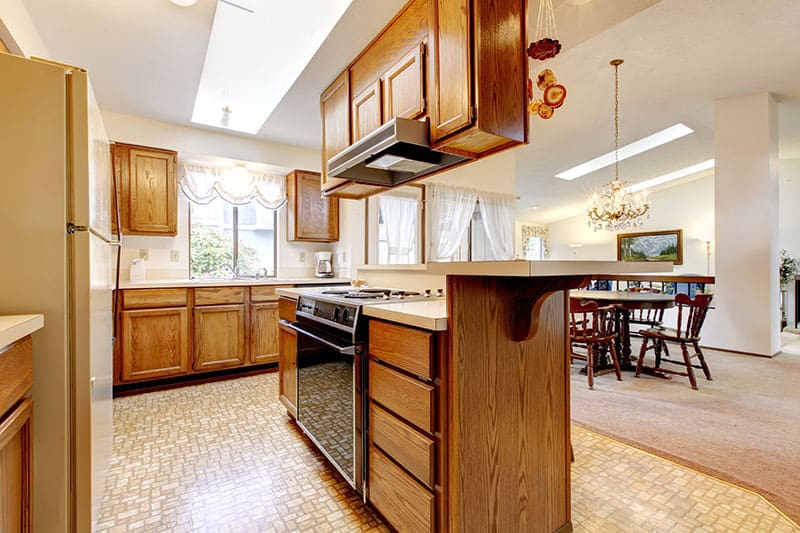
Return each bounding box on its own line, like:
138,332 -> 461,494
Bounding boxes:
0,337 -> 33,418
369,320 -> 433,380
368,446 -> 434,533
278,297 -> 296,322
122,288 -> 188,309
250,285 -> 293,302
369,361 -> 433,434
369,402 -> 434,488
194,287 -> 245,305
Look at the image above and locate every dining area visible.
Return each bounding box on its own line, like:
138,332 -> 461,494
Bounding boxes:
568,274 -> 716,390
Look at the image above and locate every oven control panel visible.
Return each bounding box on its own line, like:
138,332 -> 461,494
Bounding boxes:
297,295 -> 358,330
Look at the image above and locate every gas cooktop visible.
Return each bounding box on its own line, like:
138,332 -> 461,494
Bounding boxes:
317,287 -> 443,303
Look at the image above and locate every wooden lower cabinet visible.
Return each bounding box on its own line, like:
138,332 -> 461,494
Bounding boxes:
0,397 -> 32,533
369,446 -> 434,532
193,305 -> 246,371
121,307 -> 189,382
250,302 -> 280,364
278,323 -> 298,418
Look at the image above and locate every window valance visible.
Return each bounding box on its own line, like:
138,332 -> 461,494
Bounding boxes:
179,162 -> 287,209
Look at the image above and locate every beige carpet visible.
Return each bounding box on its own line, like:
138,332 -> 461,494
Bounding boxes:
571,332 -> 800,523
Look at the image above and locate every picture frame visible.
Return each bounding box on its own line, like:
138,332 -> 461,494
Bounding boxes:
617,229 -> 683,265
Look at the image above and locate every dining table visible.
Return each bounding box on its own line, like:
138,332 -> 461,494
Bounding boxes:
569,289 -> 675,370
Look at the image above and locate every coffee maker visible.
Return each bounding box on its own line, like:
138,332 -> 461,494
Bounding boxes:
314,252 -> 333,278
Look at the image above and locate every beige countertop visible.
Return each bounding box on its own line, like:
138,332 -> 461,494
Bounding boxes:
426,260 -> 673,277
362,300 -> 447,331
0,314 -> 44,348
119,277 -> 351,289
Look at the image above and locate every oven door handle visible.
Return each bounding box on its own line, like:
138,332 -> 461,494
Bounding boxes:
285,322 -> 357,355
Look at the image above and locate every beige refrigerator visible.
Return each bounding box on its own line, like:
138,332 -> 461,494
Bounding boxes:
0,52 -> 117,532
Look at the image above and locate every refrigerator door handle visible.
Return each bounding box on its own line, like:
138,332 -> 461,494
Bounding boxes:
67,223 -> 121,245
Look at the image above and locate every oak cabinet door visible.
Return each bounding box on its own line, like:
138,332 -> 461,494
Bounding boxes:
278,323 -> 298,418
121,307 -> 189,382
383,42 -> 425,122
0,398 -> 32,533
429,0 -> 472,141
250,302 -> 280,365
351,79 -> 382,143
112,143 -> 178,236
320,71 -> 350,191
193,305 -> 246,371
286,170 -> 339,242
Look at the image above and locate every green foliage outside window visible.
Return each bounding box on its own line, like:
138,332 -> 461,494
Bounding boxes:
190,224 -> 259,278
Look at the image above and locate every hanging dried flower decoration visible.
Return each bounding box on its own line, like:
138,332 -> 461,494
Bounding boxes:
528,0 -> 561,61
529,68 -> 566,120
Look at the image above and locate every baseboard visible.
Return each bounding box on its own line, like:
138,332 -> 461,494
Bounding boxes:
700,344 -> 779,358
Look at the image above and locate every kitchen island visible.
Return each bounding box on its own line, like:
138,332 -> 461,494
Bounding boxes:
278,260 -> 669,532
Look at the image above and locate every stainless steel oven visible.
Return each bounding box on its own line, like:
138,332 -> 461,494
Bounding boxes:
285,297 -> 366,494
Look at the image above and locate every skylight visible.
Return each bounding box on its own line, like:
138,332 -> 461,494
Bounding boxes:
554,123 -> 694,181
191,0 -> 353,134
627,159 -> 714,192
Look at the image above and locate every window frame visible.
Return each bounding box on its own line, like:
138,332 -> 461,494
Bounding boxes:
188,201 -> 278,278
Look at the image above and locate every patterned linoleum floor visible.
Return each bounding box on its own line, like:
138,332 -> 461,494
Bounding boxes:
97,373 -> 800,532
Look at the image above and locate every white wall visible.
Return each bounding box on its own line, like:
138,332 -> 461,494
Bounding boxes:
0,0 -> 49,57
547,174 -> 715,275
102,111 -> 331,280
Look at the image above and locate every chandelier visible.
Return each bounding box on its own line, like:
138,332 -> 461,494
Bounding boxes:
587,59 -> 650,232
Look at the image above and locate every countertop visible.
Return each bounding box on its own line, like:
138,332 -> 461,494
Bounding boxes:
426,260 -> 673,277
118,277 -> 351,289
275,287 -> 448,331
0,314 -> 44,348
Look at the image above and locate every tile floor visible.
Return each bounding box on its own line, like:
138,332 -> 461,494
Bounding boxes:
97,373 -> 799,532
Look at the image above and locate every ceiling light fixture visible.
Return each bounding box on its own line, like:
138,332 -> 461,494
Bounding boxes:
556,123 -> 694,181
169,0 -> 198,7
587,59 -> 650,232
627,159 -> 714,193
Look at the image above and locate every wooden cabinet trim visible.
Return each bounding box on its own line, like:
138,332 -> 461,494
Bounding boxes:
122,288 -> 188,309
369,360 -> 434,434
351,79 -> 383,143
383,42 -> 426,121
368,445 -> 434,532
194,286 -> 245,306
0,337 -> 33,419
370,402 -> 434,488
369,320 -> 433,380
0,397 -> 32,533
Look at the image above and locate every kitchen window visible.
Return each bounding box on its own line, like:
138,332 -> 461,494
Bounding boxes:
189,198 -> 277,278
365,186 -> 424,264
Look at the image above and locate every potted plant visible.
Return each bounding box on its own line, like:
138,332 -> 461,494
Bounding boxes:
779,249 -> 799,329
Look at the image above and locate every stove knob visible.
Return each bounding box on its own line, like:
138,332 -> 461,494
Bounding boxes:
342,308 -> 350,324
437,288 -> 444,297
424,289 -> 431,297
333,306 -> 341,322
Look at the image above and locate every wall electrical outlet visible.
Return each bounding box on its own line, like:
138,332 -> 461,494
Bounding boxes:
299,252 -> 306,263
139,248 -> 149,261
170,249 -> 179,263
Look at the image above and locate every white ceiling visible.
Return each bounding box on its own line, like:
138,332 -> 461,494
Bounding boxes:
21,0 -> 800,225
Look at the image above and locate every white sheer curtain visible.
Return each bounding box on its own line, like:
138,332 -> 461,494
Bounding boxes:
379,190 -> 420,264
427,183 -> 478,262
179,162 -> 286,208
477,191 -> 516,260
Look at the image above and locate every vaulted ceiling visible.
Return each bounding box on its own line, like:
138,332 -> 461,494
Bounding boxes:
21,0 -> 800,224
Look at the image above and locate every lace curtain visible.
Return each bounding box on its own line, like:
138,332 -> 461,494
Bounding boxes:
427,183 -> 478,261
522,224 -> 550,258
476,191 -> 516,260
379,189 -> 420,264
179,163 -> 287,209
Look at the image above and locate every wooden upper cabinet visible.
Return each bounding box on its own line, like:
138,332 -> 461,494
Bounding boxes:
320,71 -> 350,192
112,142 -> 178,236
383,42 -> 426,121
352,79 -> 383,143
286,170 -> 339,242
429,0 -> 528,155
429,0 -> 472,139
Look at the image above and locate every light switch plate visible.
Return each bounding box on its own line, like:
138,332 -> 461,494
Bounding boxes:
170,249 -> 179,262
139,248 -> 149,261
299,252 -> 306,263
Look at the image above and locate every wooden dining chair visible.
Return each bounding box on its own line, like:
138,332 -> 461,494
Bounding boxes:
569,298 -> 622,389
635,293 -> 713,389
625,287 -> 665,332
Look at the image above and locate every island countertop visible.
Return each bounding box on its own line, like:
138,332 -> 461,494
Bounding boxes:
0,314 -> 44,347
426,259 -> 672,277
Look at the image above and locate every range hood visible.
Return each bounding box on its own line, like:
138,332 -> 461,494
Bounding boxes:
327,117 -> 470,187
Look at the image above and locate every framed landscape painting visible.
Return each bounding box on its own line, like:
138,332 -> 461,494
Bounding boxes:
617,229 -> 683,265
